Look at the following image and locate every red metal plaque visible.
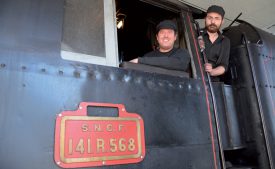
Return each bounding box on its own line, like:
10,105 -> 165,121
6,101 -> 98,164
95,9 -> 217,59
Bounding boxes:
54,102 -> 145,168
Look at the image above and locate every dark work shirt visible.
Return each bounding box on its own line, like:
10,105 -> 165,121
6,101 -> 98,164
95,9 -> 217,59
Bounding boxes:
138,47 -> 190,71
202,29 -> 230,81
202,30 -> 230,69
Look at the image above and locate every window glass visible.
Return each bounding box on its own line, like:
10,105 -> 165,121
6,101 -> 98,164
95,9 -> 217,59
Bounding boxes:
61,0 -> 118,67
62,0 -> 105,57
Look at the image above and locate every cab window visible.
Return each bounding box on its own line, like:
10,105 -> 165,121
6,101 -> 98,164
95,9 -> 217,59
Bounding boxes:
116,0 -> 193,78
61,0 -> 194,78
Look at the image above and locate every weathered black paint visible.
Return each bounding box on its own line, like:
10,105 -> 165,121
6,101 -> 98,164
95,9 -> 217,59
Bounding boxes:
0,0 -> 220,169
213,83 -> 244,150
224,22 -> 275,168
1,0 -> 275,168
0,53 -> 220,169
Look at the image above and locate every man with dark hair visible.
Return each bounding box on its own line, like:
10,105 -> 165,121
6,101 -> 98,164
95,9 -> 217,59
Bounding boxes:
201,5 -> 230,81
130,20 -> 190,72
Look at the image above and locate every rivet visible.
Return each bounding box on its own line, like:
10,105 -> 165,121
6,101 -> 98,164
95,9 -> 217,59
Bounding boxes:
79,106 -> 82,110
158,82 -> 164,87
74,71 -> 80,78
168,83 -> 173,88
102,161 -> 105,165
109,74 -> 115,81
59,70 -> 63,75
58,114 -> 62,117
140,156 -> 143,159
188,84 -> 192,90
0,63 -> 6,68
123,75 -> 131,82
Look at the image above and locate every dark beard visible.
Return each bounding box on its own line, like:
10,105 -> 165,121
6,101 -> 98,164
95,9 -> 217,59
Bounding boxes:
206,24 -> 219,33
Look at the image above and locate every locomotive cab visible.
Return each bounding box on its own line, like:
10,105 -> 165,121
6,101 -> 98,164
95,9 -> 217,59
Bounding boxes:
0,1 -> 223,168
1,0 -> 275,169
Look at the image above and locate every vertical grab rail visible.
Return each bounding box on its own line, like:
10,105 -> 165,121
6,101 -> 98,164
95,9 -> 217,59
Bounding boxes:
195,21 -> 226,169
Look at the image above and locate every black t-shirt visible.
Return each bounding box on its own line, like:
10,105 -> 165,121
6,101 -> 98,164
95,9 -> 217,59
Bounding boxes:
138,47 -> 190,71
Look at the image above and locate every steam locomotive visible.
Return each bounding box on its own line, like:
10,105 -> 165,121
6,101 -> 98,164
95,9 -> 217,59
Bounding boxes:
0,0 -> 274,169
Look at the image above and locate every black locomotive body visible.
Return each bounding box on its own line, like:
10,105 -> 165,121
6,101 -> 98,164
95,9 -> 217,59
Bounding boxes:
0,0 -> 274,169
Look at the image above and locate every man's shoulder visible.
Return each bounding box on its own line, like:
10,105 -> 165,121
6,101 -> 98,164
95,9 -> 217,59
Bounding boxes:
174,48 -> 190,56
221,34 -> 230,41
176,47 -> 188,52
143,50 -> 159,57
221,35 -> 230,46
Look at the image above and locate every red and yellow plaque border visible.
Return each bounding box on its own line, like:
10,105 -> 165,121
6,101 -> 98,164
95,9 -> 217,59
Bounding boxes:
54,102 -> 145,168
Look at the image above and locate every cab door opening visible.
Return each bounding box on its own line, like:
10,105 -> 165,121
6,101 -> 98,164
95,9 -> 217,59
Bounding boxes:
116,0 -> 191,77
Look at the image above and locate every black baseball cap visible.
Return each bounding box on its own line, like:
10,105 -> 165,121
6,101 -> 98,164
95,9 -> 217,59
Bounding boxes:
207,5 -> 225,18
156,20 -> 177,33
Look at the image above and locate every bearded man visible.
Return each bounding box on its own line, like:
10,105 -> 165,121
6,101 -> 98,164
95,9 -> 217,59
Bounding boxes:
202,5 -> 230,81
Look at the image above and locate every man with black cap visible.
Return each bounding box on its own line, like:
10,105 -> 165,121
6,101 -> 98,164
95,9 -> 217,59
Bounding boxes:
201,5 -> 230,81
130,20 -> 190,72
